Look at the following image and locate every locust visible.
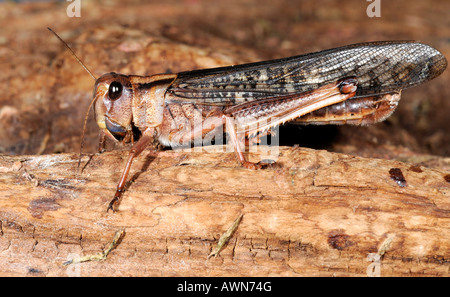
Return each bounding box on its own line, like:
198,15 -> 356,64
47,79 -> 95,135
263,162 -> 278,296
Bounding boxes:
49,28 -> 447,212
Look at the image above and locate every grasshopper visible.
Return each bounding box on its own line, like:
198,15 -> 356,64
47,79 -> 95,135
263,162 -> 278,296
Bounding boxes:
49,29 -> 447,212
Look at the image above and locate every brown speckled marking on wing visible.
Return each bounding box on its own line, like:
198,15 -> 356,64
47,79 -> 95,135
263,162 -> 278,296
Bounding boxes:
166,41 -> 447,105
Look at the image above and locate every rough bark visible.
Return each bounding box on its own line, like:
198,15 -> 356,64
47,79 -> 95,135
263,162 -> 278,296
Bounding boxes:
1,146 -> 449,276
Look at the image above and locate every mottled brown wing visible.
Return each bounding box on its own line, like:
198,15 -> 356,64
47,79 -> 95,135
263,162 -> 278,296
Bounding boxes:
165,41 -> 447,106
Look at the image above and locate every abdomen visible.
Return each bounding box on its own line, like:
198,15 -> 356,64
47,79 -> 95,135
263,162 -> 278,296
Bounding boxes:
295,92 -> 401,126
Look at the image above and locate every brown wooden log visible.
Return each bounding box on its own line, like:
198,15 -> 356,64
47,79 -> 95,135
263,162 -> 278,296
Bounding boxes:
0,146 -> 449,276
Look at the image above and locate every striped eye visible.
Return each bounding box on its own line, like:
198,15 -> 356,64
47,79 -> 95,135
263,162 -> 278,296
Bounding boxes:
108,81 -> 123,100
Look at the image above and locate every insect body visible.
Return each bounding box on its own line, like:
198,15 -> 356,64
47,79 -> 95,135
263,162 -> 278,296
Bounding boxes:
49,29 -> 447,212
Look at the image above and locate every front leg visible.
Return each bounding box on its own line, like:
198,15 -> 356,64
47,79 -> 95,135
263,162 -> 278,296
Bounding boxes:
107,128 -> 155,212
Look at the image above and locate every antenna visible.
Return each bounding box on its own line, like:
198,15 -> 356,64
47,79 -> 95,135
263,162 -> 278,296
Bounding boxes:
48,27 -> 98,171
47,27 -> 97,80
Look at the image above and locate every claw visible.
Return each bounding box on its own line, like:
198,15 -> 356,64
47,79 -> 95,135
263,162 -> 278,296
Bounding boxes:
107,190 -> 122,213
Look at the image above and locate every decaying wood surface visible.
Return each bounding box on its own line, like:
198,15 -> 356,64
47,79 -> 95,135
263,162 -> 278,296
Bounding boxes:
0,146 -> 449,276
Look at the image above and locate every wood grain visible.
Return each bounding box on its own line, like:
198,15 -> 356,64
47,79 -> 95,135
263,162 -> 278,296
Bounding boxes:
1,146 -> 449,276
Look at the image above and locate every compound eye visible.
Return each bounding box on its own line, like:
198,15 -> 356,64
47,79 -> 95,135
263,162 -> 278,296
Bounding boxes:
108,81 -> 123,100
